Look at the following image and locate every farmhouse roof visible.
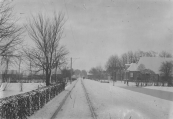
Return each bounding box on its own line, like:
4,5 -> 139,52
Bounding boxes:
127,63 -> 138,71
137,57 -> 173,74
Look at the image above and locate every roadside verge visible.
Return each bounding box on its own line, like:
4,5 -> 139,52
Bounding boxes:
28,80 -> 78,119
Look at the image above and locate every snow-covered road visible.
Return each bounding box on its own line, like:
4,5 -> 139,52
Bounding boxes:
54,79 -> 93,119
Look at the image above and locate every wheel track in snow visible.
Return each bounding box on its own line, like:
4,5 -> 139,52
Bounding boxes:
81,79 -> 97,119
50,79 -> 79,119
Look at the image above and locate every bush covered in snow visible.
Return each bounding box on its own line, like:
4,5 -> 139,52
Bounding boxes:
0,82 -> 65,119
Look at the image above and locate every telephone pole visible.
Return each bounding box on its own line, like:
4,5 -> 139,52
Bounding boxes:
69,57 -> 80,84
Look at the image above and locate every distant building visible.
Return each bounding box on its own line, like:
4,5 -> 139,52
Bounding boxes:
125,57 -> 173,81
87,72 -> 94,79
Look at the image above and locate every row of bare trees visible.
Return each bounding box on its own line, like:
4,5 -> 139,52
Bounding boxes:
0,0 -> 23,82
0,0 -> 69,86
104,50 -> 171,80
120,50 -> 172,68
89,66 -> 104,80
89,50 -> 172,81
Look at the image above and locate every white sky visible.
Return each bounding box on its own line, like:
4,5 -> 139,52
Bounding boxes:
12,0 -> 173,71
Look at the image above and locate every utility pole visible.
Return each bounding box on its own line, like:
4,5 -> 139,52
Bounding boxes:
68,57 -> 79,84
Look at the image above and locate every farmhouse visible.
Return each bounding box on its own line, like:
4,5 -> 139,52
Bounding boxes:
126,57 -> 173,81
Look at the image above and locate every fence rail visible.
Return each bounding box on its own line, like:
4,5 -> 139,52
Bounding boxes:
0,82 -> 66,119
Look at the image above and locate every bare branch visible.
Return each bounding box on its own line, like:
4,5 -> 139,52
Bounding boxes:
25,12 -> 68,86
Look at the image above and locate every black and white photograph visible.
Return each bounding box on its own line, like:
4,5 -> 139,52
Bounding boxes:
0,0 -> 173,119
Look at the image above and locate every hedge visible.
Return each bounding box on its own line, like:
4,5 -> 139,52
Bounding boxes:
0,82 -> 65,119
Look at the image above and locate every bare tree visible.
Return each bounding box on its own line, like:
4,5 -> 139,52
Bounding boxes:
121,53 -> 128,67
0,0 -> 23,57
106,55 -> 122,71
0,0 -> 23,84
14,51 -> 24,82
1,51 -> 14,82
127,51 -> 134,63
159,51 -> 172,58
89,66 -> 103,80
137,64 -> 145,71
89,67 -> 98,79
25,13 -> 68,86
105,55 -> 123,83
160,61 -> 173,86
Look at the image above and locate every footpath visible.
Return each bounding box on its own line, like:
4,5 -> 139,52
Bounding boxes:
28,80 -> 77,119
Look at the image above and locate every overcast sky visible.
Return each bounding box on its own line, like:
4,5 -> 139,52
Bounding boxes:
12,0 -> 173,71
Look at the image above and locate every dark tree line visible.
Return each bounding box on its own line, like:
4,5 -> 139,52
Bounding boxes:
0,0 -> 23,82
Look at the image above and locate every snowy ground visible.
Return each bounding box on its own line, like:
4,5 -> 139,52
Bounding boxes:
83,79 -> 173,119
111,80 -> 173,92
2,79 -> 173,119
54,79 -> 92,119
28,80 -> 77,119
0,83 -> 46,98
38,79 -> 173,119
0,82 -> 73,99
145,86 -> 173,93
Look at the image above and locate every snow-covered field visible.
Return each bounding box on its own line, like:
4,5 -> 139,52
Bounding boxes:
0,83 -> 46,98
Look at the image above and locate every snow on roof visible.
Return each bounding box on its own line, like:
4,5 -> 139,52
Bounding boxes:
137,57 -> 173,74
127,63 -> 138,71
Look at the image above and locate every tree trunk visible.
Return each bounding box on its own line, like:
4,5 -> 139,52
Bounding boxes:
55,65 -> 57,83
46,69 -> 51,86
168,77 -> 172,86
